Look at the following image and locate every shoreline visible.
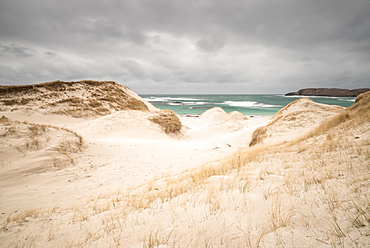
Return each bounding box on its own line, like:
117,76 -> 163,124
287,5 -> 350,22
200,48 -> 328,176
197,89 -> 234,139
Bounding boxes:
143,94 -> 355,117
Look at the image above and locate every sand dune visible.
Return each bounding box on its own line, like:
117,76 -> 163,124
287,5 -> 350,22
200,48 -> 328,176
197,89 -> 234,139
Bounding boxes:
0,80 -> 155,117
249,98 -> 345,146
0,82 -> 369,247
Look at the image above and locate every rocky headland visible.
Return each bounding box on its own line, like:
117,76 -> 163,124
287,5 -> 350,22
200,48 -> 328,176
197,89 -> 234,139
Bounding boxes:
286,87 -> 370,97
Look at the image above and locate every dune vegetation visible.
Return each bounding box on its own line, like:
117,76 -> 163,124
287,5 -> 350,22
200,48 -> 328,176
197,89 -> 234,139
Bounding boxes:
149,110 -> 182,134
0,80 -> 150,117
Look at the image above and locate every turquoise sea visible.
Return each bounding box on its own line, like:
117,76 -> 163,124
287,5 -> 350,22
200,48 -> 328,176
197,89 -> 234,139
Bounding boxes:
140,94 -> 356,116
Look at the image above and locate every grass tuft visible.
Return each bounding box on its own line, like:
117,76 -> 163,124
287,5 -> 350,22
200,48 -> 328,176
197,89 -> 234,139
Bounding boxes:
249,126 -> 267,146
149,110 -> 182,134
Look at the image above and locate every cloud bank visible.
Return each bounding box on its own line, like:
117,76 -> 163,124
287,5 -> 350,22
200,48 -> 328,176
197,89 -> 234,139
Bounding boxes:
0,0 -> 369,93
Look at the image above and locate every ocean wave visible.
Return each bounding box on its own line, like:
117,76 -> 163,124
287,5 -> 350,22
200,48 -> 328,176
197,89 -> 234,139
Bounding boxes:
144,97 -> 204,102
222,101 -> 282,108
168,101 -> 207,106
337,98 -> 355,102
169,97 -> 204,101
144,97 -> 171,102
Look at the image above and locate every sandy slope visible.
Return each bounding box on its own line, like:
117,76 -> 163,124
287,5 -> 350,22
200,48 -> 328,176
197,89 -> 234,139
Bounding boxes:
249,98 -> 345,146
0,107 -> 270,225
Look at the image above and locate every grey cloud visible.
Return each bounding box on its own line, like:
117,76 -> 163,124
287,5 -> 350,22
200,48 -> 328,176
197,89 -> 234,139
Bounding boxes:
196,35 -> 226,53
0,43 -> 35,57
0,0 -> 369,93
120,60 -> 147,78
44,51 -> 58,58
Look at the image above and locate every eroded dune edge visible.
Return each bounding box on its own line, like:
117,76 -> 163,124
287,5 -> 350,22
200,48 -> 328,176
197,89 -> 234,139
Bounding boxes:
0,81 -> 369,247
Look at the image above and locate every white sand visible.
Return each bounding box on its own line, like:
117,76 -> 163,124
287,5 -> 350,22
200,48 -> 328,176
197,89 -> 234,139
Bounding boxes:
0,109 -> 270,223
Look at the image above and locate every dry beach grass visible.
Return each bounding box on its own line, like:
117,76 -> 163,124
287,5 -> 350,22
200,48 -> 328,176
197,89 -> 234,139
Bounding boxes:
0,81 -> 369,247
0,80 -> 151,117
149,110 -> 182,134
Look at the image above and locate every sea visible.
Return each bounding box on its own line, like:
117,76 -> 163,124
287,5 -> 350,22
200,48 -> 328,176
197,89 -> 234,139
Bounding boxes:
140,94 -> 356,116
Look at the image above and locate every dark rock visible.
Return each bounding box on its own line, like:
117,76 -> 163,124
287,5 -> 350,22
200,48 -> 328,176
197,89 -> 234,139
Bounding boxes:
285,92 -> 299,96
285,88 -> 370,97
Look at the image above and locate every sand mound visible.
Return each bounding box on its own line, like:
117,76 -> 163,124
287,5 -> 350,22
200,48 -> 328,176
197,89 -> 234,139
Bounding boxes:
0,116 -> 84,216
250,98 -> 345,146
273,97 -> 344,119
304,91 -> 370,138
0,80 -> 156,117
0,116 -> 83,172
228,111 -> 248,121
200,107 -> 247,122
196,107 -> 247,133
76,109 -> 182,139
199,107 -> 230,122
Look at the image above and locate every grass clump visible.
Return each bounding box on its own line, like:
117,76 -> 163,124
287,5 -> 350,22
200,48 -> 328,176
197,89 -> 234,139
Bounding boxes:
249,126 -> 267,146
149,110 -> 182,134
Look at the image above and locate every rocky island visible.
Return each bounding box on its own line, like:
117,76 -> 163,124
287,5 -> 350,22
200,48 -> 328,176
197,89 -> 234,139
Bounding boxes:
286,87 -> 370,97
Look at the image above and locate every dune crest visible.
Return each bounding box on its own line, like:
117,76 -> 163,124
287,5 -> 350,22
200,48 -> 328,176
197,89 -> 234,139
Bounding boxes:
196,107 -> 247,132
273,97 -> 344,118
77,109 -> 182,139
249,97 -> 345,146
0,80 -> 156,117
200,107 -> 247,122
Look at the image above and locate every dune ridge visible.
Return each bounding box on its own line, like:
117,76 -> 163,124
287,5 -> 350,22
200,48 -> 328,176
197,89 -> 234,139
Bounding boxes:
0,80 -> 154,117
249,98 -> 345,146
0,84 -> 369,247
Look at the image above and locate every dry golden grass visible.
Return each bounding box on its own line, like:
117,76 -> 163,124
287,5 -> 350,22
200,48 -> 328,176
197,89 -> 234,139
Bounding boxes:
0,80 -> 115,94
249,126 -> 268,146
1,209 -> 39,231
249,110 -> 326,146
0,117 -> 84,171
149,110 -> 182,134
293,91 -> 370,144
0,80 -> 149,116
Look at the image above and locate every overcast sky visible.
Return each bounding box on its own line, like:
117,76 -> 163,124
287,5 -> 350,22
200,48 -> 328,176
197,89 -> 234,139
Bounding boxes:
0,0 -> 369,94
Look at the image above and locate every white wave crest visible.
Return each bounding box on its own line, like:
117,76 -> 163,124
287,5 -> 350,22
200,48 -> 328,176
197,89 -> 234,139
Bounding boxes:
144,97 -> 171,102
168,97 -> 204,101
222,101 -> 281,108
337,98 -> 355,102
168,101 -> 207,106
144,97 -> 204,102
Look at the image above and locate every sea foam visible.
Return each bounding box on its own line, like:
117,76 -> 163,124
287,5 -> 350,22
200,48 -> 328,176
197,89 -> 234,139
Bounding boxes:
222,101 -> 282,108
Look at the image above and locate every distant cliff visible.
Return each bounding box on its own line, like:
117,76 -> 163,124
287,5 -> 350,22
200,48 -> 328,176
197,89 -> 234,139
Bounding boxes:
285,88 -> 370,97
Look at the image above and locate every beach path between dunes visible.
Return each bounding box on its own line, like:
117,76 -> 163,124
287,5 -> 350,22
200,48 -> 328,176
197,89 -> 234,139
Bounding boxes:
0,110 -> 270,221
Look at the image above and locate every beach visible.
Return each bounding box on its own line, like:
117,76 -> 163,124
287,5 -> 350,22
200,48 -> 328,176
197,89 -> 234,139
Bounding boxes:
0,81 -> 369,247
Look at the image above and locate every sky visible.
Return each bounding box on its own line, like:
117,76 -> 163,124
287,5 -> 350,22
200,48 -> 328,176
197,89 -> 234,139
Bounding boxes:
0,0 -> 369,94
